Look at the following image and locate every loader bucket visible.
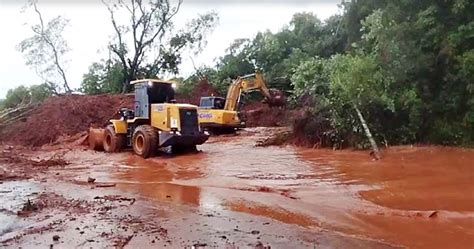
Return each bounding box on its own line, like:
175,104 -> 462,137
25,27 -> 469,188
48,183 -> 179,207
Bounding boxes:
88,127 -> 105,151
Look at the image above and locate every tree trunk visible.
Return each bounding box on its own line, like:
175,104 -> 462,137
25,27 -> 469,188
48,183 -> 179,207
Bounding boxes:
122,70 -> 133,93
353,104 -> 382,160
122,80 -> 128,94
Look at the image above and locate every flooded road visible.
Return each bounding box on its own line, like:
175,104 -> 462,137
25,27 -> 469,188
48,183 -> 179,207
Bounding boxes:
107,128 -> 474,248
1,127 -> 473,248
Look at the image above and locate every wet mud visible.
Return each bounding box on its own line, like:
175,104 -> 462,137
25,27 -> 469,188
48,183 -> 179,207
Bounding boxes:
1,128 -> 473,248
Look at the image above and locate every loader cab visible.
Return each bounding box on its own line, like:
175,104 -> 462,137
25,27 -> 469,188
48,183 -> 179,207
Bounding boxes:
199,96 -> 225,110
131,79 -> 176,119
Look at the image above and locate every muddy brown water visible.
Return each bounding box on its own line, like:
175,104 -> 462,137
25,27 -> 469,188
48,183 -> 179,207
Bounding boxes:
1,127 -> 473,248
104,128 -> 472,248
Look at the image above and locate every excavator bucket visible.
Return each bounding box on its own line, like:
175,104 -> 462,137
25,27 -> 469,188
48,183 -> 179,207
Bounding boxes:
88,127 -> 105,151
265,89 -> 286,107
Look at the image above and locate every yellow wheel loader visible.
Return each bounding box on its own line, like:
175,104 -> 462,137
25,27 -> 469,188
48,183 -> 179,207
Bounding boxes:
90,79 -> 209,158
198,72 -> 285,133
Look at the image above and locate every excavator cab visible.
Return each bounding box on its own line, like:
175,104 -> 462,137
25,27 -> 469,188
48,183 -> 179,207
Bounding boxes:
199,96 -> 226,110
90,79 -> 209,158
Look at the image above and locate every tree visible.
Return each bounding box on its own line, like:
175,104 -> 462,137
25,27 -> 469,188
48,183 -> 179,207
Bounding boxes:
214,12 -> 348,92
291,57 -> 329,100
81,60 -> 124,94
327,54 -> 393,158
29,83 -> 55,102
185,2 -> 474,147
18,0 -> 71,93
102,0 -> 218,92
2,84 -> 53,109
3,86 -> 31,109
81,63 -> 106,95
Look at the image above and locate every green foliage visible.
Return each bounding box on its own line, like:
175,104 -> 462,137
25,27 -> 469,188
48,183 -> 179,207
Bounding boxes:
294,0 -> 474,146
81,63 -> 104,95
327,54 -> 393,110
3,86 -> 31,108
189,12 -> 348,94
183,0 -> 474,146
2,84 -> 54,109
29,83 -> 55,102
80,60 -> 124,94
291,57 -> 328,97
290,57 -> 330,109
182,66 -> 226,95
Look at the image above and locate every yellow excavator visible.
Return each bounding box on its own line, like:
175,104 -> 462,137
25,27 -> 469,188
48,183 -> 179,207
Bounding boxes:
198,72 -> 285,133
89,79 -> 209,158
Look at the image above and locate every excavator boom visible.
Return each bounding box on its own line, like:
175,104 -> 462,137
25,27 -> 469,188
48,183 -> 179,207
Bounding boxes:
198,72 -> 285,134
223,72 -> 285,111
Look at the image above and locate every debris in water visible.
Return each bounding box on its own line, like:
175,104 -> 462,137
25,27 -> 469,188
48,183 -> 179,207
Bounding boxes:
95,183 -> 116,188
17,199 -> 39,216
193,242 -> 207,248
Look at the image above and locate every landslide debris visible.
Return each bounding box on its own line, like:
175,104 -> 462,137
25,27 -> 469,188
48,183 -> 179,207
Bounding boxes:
0,86 -> 290,147
0,94 -> 133,146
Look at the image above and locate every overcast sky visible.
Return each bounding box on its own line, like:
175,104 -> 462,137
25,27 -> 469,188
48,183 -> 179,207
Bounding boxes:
0,0 -> 340,98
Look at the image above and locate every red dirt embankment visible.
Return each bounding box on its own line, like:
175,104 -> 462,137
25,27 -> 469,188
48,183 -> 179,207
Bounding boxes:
0,94 -> 133,147
0,87 -> 285,147
242,102 -> 288,127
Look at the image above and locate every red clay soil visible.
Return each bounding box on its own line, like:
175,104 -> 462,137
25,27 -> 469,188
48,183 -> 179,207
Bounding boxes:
242,102 -> 288,127
0,80 -> 287,147
0,94 -> 133,147
176,79 -> 219,106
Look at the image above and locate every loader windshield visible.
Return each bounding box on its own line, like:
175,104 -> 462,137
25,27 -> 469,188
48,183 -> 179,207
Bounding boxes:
148,83 -> 175,103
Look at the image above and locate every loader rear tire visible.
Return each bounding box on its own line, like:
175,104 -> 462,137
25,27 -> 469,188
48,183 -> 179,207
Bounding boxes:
132,125 -> 158,158
103,125 -> 125,153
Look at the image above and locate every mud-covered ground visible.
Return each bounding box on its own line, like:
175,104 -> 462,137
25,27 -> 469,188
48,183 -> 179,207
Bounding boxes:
0,128 -> 473,249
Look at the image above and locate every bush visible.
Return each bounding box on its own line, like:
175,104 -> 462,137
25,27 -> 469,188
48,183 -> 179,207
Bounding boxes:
2,84 -> 54,109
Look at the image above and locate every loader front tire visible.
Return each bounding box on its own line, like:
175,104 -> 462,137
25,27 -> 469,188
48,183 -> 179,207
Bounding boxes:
103,125 -> 125,153
132,125 -> 158,158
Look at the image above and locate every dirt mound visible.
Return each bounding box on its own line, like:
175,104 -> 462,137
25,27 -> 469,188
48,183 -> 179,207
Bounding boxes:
242,102 -> 288,127
176,79 -> 219,106
0,94 -> 133,146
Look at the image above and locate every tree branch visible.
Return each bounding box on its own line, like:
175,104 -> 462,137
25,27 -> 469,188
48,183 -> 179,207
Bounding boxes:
103,0 -> 130,91
32,1 -> 71,93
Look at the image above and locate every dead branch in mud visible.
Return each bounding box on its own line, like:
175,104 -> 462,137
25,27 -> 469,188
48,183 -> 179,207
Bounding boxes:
95,183 -> 116,188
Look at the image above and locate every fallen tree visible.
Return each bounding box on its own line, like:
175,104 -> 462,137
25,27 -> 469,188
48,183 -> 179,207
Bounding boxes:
0,102 -> 39,129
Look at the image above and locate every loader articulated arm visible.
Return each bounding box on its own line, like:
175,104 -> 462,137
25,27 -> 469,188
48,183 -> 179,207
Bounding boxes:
223,72 -> 284,111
